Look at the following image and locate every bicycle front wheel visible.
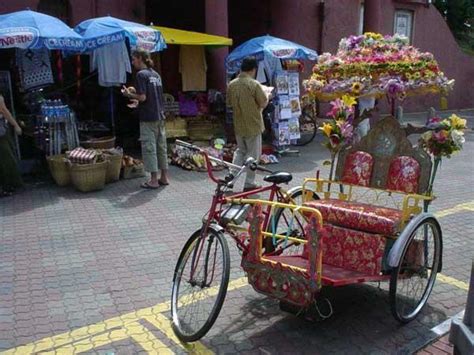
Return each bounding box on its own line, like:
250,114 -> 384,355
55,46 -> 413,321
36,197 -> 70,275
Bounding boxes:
171,227 -> 230,342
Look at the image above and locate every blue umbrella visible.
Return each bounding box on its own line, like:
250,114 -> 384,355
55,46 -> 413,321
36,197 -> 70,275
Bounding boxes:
226,35 -> 317,72
0,10 -> 84,51
74,16 -> 166,52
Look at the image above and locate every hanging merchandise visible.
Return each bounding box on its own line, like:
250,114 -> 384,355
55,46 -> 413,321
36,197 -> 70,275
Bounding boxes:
56,51 -> 63,84
90,41 -> 131,87
178,92 -> 199,117
16,48 -> 54,91
179,45 -> 207,92
76,55 -> 82,96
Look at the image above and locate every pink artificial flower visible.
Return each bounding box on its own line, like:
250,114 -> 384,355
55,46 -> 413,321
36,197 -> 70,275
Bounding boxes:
339,121 -> 354,139
433,130 -> 449,143
426,117 -> 442,129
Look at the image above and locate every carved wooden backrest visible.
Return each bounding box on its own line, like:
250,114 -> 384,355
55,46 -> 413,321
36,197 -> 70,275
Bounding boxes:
335,117 -> 432,194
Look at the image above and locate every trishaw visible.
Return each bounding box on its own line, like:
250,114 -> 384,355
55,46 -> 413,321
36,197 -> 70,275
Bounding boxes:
170,115 -> 443,342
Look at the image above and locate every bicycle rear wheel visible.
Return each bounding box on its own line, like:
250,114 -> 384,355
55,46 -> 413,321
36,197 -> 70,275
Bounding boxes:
389,217 -> 441,323
294,112 -> 317,146
171,227 -> 230,342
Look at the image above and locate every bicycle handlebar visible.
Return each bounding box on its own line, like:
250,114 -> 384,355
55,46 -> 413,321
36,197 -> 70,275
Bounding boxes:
175,139 -> 274,185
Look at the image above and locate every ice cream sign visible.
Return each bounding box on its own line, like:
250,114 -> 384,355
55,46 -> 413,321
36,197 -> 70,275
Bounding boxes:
270,48 -> 297,58
128,27 -> 164,52
0,27 -> 39,49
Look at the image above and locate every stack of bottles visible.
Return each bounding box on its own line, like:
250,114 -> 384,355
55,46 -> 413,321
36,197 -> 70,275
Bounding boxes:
36,99 -> 80,156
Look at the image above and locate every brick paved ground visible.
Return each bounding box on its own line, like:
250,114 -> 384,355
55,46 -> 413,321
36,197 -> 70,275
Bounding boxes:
417,335 -> 453,355
0,111 -> 473,354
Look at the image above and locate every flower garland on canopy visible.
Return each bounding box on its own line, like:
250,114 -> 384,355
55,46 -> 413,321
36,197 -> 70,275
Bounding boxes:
303,32 -> 455,101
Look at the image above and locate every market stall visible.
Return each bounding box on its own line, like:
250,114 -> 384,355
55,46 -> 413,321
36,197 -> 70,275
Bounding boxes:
74,16 -> 166,139
0,10 -> 85,164
149,25 -> 232,140
147,25 -> 234,171
226,35 -> 318,152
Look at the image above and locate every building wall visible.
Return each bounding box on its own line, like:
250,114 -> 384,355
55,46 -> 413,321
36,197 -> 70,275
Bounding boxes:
379,2 -> 474,111
0,0 -> 146,25
2,0 -> 472,110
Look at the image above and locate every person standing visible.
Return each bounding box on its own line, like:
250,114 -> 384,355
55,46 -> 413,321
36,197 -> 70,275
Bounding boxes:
122,50 -> 169,189
0,94 -> 23,197
226,57 -> 269,191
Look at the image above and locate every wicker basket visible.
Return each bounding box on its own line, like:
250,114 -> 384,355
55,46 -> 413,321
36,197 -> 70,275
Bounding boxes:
165,117 -> 188,138
105,154 -> 123,183
188,120 -> 224,141
69,160 -> 108,192
80,136 -> 116,149
47,154 -> 71,187
122,163 -> 146,179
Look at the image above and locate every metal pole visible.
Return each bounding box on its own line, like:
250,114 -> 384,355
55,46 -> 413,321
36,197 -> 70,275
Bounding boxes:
449,260 -> 474,354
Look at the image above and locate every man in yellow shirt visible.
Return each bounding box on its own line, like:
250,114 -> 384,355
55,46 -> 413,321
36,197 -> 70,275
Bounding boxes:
226,57 -> 269,191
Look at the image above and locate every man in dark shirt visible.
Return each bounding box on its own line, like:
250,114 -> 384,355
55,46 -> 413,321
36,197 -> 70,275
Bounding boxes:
122,50 -> 169,188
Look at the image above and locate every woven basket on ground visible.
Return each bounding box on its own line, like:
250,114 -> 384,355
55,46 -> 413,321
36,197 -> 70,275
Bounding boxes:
105,154 -> 123,183
47,154 -> 71,187
69,160 -> 108,192
80,136 -> 116,149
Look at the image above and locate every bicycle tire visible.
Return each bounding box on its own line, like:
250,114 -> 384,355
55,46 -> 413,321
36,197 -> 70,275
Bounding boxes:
294,112 -> 317,147
171,227 -> 230,342
264,187 -> 319,254
389,217 -> 441,323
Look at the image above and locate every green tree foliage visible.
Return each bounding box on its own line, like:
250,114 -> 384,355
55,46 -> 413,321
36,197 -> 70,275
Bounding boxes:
434,0 -> 474,53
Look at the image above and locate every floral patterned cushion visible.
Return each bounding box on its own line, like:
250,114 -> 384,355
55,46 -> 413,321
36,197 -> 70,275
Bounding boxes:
386,156 -> 421,193
321,224 -> 386,276
341,151 -> 374,186
304,199 -> 403,235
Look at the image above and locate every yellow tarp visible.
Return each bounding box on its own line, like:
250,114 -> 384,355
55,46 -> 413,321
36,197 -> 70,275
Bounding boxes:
151,26 -> 232,46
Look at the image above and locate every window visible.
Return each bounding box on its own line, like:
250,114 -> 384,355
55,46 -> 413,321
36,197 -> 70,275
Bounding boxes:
393,10 -> 414,42
358,4 -> 365,35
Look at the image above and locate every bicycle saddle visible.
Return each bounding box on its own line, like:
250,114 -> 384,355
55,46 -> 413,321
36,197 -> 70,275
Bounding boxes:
263,171 -> 293,184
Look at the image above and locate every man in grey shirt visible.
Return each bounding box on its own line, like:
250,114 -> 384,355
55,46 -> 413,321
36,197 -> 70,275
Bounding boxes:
122,50 -> 169,189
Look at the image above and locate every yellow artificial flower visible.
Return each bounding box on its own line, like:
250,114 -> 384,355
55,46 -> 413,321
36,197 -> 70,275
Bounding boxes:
413,71 -> 421,79
342,94 -> 357,108
365,32 -> 383,40
450,114 -> 467,130
406,73 -> 413,81
320,122 -> 333,137
351,82 -> 362,94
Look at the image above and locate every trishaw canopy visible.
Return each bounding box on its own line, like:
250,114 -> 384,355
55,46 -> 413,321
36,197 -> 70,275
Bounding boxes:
304,32 -> 454,101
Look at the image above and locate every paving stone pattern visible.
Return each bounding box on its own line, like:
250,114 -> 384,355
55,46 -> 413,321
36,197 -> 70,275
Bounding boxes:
0,112 -> 473,354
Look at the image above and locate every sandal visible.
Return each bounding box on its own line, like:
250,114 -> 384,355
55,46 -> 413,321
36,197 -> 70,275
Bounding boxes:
158,180 -> 170,186
140,182 -> 160,190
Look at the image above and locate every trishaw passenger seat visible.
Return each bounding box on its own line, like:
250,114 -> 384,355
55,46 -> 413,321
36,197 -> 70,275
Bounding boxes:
263,172 -> 293,184
341,151 -> 374,186
386,156 -> 421,193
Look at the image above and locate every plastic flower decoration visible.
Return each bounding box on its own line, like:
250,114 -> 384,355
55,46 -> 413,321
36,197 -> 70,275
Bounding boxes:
319,96 -> 355,153
303,32 -> 454,101
420,114 -> 467,158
